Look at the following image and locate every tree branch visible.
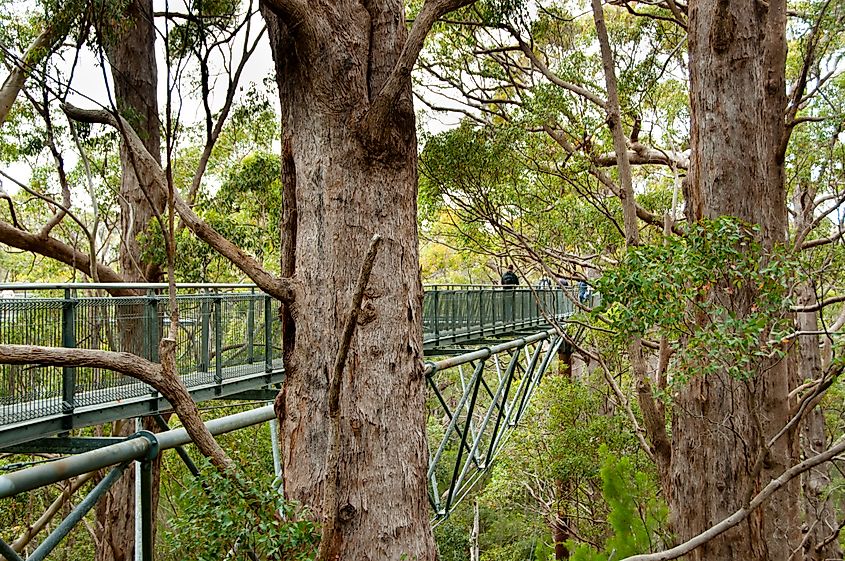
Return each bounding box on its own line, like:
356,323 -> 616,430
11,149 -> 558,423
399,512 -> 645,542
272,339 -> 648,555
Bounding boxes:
0,219 -> 132,295
61,103 -> 298,303
0,344 -> 231,470
2,471 -> 97,559
542,126 -> 678,233
792,294 -> 845,312
513,33 -> 607,109
319,234 -> 382,561
186,21 -> 267,205
0,24 -> 64,126
365,0 -> 479,132
594,145 -> 689,169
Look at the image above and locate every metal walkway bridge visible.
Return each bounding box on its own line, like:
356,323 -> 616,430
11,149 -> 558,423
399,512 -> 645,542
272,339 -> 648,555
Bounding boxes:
0,283 -> 585,559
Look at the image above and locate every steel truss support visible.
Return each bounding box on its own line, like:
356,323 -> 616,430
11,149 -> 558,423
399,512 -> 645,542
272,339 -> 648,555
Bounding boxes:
17,462 -> 128,561
426,329 -> 563,520
2,329 -> 572,556
0,407 -> 276,561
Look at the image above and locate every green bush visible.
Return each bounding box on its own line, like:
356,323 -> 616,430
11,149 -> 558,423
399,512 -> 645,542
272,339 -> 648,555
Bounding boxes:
163,462 -> 318,561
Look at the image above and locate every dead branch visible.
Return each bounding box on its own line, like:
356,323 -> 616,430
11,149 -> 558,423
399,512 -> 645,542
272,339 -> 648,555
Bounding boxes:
594,145 -> 689,169
319,234 -> 382,561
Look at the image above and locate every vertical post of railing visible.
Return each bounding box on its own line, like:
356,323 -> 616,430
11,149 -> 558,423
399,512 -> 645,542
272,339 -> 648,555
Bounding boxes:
478,288 -> 484,336
433,289 -> 440,342
450,290 -> 456,337
247,289 -> 255,364
492,288 -> 497,327
140,458 -> 153,561
519,289 -> 525,326
264,295 -> 273,373
214,292 -> 223,387
465,288 -> 470,336
200,296 -> 210,373
144,289 -> 159,362
61,288 -> 77,429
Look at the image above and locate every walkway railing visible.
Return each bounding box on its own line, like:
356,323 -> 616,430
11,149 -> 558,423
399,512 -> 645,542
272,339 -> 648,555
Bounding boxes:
0,283 -> 583,447
0,284 -> 284,447
423,284 -> 577,347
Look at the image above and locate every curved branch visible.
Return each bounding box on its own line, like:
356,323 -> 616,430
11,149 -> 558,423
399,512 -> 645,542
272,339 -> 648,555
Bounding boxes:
0,343 -> 232,470
620,434 -> 845,561
792,294 -> 845,312
62,103 -> 297,303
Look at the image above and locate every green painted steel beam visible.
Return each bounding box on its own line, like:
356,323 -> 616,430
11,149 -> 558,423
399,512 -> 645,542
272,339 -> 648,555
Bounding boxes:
0,405 -> 276,499
1,437 -> 124,455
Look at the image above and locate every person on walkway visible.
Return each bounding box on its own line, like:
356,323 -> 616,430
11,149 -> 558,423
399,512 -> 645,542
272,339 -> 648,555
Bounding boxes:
537,276 -> 553,290
578,280 -> 590,303
501,265 -> 519,288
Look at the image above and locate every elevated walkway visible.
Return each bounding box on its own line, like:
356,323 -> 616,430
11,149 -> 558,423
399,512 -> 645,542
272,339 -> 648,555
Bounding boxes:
0,284 -> 579,448
0,283 -> 589,556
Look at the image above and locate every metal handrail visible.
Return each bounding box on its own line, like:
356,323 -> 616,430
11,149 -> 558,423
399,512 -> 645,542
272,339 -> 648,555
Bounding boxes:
0,283 -> 257,291
0,284 -> 582,445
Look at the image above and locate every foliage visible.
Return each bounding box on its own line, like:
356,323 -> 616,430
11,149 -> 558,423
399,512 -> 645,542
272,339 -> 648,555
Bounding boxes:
595,217 -> 799,382
163,460 -> 318,561
141,150 -> 282,281
567,448 -> 668,561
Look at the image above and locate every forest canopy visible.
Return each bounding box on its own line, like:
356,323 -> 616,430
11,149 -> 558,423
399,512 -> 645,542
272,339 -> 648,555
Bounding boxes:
0,0 -> 844,560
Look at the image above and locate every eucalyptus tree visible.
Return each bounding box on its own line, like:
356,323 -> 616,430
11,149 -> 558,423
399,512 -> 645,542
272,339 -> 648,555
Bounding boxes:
418,0 -> 845,559
0,1 -> 268,559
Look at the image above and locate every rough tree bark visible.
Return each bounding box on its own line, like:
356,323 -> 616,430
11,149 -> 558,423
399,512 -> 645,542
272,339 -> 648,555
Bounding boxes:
670,0 -> 800,558
795,285 -> 842,561
259,1 -> 475,557
101,0 -> 165,285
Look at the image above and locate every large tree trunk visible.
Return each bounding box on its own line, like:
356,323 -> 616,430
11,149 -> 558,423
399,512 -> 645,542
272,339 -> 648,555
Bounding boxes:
104,0 -> 164,286
670,0 -> 800,558
95,2 -> 165,560
263,3 -> 436,559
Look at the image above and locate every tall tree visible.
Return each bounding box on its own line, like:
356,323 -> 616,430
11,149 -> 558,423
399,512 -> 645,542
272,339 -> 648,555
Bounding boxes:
257,2 -> 478,557
93,2 -> 165,559
58,0 -> 480,557
667,0 -> 799,558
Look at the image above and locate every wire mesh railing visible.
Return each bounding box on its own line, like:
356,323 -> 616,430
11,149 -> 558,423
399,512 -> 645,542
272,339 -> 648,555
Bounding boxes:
0,283 -> 586,437
421,285 -> 582,345
0,285 -> 278,430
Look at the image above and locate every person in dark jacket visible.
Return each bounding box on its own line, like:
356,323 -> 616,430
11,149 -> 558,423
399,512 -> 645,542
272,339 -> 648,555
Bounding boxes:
501,265 -> 519,287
